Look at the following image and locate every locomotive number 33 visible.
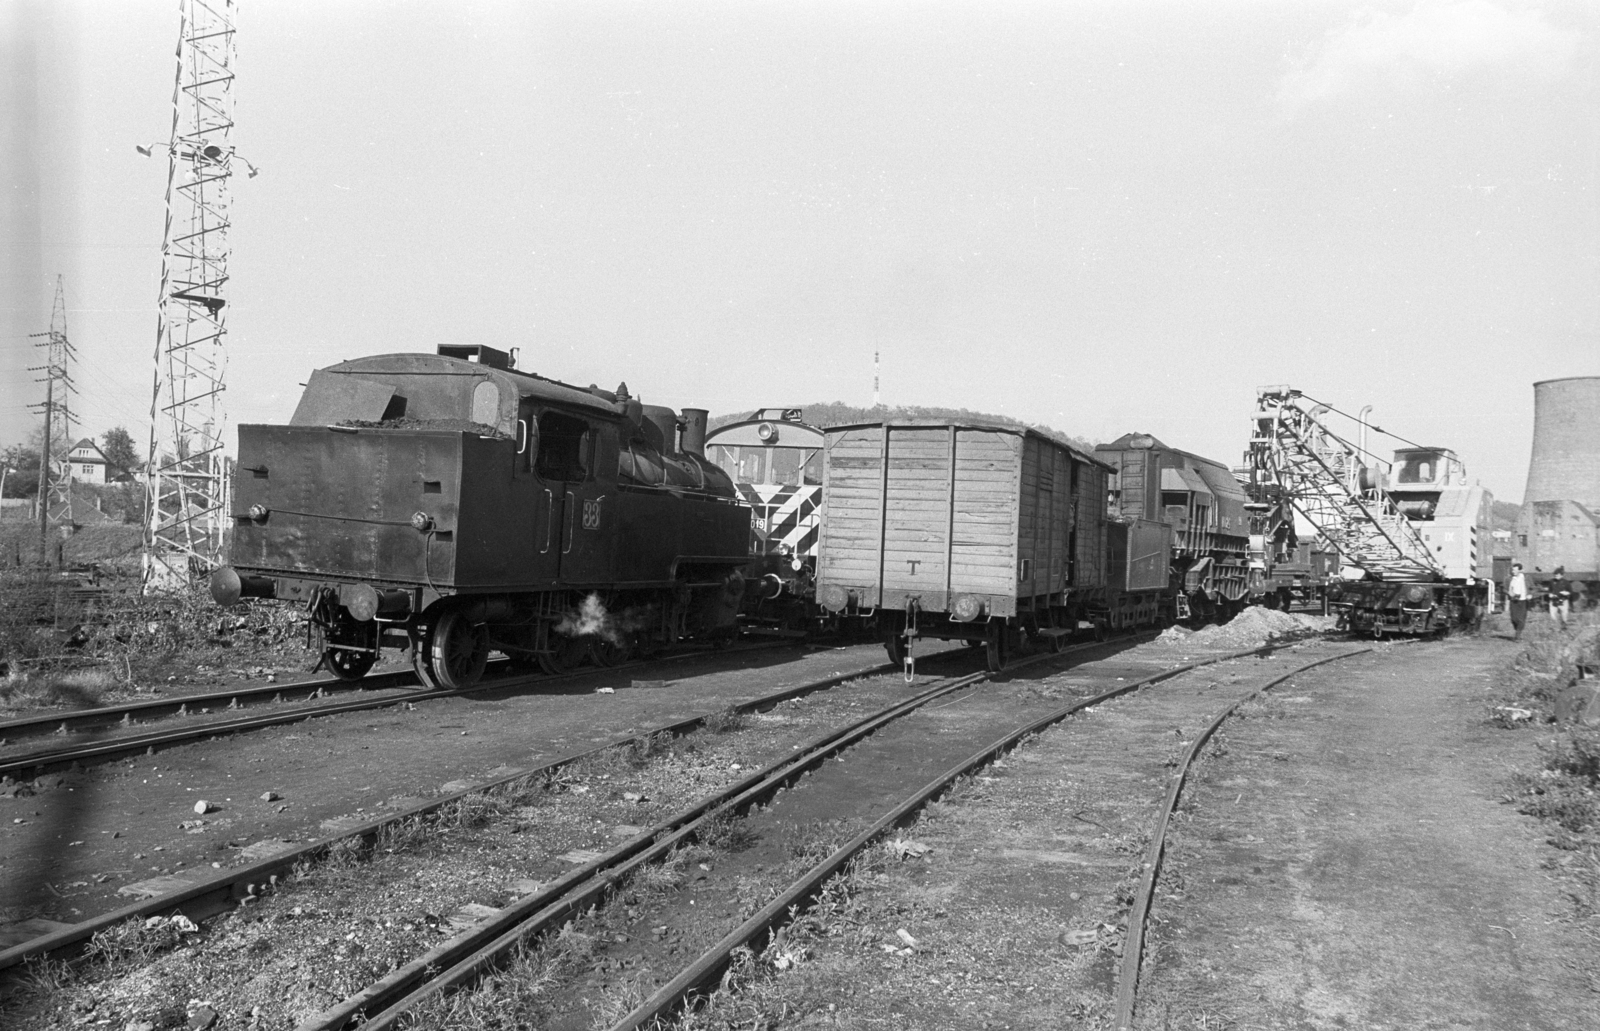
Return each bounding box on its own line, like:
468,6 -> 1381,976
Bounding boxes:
581,498 -> 603,530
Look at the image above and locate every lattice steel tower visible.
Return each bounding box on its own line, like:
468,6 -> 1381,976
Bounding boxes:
143,0 -> 245,587
29,275 -> 77,558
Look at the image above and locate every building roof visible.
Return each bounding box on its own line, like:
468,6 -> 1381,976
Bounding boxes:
68,439 -> 110,463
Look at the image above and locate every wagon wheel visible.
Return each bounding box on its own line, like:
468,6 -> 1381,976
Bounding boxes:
884,630 -> 907,668
325,646 -> 377,682
984,623 -> 1009,673
589,635 -> 632,667
315,621 -> 378,683
427,608 -> 490,690
538,634 -> 589,675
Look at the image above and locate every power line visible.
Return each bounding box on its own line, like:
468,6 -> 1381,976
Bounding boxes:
1295,391 -> 1433,453
27,276 -> 77,555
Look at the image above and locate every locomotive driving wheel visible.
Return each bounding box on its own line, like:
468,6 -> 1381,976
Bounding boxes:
424,608 -> 490,690
538,634 -> 589,675
588,634 -> 631,667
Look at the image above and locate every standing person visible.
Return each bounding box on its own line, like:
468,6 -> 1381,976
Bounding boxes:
1547,567 -> 1572,629
1507,563 -> 1530,641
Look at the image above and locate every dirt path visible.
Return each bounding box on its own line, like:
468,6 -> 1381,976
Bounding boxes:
1140,636 -> 1598,1030
694,634 -> 1598,1030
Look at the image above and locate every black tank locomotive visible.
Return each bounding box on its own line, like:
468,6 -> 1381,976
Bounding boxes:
211,345 -> 751,688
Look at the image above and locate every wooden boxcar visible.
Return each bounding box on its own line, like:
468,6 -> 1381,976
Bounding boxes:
812,420 -> 1151,670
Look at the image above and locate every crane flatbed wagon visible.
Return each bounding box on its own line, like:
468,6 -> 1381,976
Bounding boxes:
1245,386 -> 1491,637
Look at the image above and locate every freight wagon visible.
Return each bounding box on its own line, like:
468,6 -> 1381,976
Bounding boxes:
812,420 -> 1170,672
1095,433 -> 1251,622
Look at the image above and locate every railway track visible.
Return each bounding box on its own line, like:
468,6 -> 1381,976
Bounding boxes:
0,634 -> 1019,974
186,637 -> 1300,1029
596,645 -> 1370,1031
3,630 -> 1351,1031
0,641 -> 796,779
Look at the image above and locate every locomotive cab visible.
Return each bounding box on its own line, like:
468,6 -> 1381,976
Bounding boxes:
705,409 -> 827,625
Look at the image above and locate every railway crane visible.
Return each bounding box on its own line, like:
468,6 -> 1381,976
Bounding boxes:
1243,386 -> 1492,637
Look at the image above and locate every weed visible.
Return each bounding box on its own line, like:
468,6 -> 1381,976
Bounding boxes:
376,813 -> 436,854
588,971 -> 653,1030
782,819 -> 852,865
697,810 -> 757,853
626,730 -> 674,765
443,792 -> 512,829
12,954 -> 76,998
703,705 -> 744,734
627,851 -> 691,896
83,915 -> 189,970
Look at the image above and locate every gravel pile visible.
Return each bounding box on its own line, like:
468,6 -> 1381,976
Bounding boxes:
1157,606 -> 1332,649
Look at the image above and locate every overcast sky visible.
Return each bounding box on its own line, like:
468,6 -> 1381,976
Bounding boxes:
2,0 -> 1595,502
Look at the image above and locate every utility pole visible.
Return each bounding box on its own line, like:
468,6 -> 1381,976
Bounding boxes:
28,276 -> 76,565
873,345 -> 881,408
142,0 -> 249,590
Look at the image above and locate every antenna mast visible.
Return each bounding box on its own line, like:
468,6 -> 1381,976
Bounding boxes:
143,0 -> 242,588
28,275 -> 76,562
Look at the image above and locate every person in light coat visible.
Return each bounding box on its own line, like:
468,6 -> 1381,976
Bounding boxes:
1507,563 -> 1529,641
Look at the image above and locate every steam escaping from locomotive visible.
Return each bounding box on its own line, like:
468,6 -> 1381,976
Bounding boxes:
555,593 -> 650,647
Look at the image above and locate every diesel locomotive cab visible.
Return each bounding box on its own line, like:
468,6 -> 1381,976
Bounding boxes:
212,345 -> 750,689
704,409 -> 826,624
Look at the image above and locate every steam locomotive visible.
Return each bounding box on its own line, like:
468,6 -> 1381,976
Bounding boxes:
210,345 -> 750,689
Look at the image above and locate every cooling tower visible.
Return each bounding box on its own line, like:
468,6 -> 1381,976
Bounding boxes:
1523,376 -> 1600,509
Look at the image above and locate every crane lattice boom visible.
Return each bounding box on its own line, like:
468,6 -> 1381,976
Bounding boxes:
1247,387 -> 1439,582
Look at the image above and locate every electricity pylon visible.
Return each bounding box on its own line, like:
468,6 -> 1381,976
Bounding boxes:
143,0 -> 248,590
28,275 -> 77,562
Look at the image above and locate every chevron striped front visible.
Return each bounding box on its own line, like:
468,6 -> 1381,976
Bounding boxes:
737,484 -> 822,558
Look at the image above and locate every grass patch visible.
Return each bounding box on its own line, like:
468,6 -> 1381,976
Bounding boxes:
0,567 -> 313,697
1494,613 -> 1600,912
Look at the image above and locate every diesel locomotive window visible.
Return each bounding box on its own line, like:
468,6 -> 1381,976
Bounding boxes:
712,445 -> 764,483
713,445 -> 820,486
768,447 -> 822,486
535,411 -> 592,482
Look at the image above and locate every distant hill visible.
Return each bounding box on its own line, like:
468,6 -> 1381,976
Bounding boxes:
1491,499 -> 1520,531
709,403 -> 1099,455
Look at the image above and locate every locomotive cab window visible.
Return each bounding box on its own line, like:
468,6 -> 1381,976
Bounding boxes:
768,447 -> 822,487
713,444 -> 820,486
712,445 -> 765,484
1395,451 -> 1444,484
535,411 -> 592,483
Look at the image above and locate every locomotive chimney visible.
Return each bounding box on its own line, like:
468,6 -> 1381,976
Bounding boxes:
680,408 -> 709,457
1523,376 -> 1600,509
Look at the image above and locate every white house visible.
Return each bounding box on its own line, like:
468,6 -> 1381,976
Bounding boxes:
66,438 -> 112,484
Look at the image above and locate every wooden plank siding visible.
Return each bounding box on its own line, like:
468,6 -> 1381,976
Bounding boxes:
817,421 -> 1111,619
